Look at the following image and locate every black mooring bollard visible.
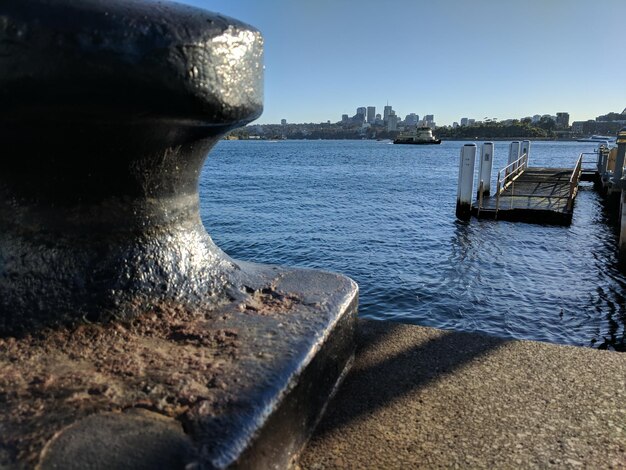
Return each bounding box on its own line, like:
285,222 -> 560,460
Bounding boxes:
0,1 -> 357,468
0,0 -> 265,333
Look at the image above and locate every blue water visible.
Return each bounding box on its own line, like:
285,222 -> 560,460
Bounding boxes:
199,140 -> 626,351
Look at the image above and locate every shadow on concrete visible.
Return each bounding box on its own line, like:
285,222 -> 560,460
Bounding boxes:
312,320 -> 509,438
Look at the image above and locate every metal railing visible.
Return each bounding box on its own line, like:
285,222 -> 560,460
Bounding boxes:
580,151 -> 600,173
477,180 -> 485,216
566,153 -> 584,211
475,149 -> 601,217
494,152 -> 528,213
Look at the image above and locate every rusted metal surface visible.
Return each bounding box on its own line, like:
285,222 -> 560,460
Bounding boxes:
1,268 -> 357,469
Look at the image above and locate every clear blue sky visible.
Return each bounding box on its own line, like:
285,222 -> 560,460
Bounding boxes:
179,0 -> 626,126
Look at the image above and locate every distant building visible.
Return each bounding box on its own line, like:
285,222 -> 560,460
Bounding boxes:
383,105 -> 393,124
468,119 -> 475,126
596,111 -> 626,122
356,107 -> 367,123
341,114 -> 349,123
281,119 -> 287,126
404,113 -> 419,126
387,113 -> 398,131
460,117 -> 469,126
423,114 -> 434,123
367,106 -> 376,124
571,121 -> 584,134
452,122 -> 459,128
556,112 -> 569,129
571,119 -> 622,136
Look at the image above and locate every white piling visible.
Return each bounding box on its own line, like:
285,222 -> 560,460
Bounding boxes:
456,144 -> 476,221
477,142 -> 494,197
521,140 -> 531,162
507,141 -> 521,175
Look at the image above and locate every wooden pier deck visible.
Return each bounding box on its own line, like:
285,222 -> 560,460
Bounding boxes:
472,167 -> 582,225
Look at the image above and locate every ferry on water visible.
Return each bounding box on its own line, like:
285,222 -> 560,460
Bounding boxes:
577,135 -> 616,143
393,126 -> 441,145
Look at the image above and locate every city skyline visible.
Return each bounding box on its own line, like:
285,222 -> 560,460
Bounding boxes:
179,0 -> 626,126
316,103 -> 571,127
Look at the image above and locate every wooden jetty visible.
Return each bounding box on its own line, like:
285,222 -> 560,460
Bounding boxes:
457,131 -> 626,265
472,159 -> 588,225
456,143 -> 599,226
473,167 -> 575,224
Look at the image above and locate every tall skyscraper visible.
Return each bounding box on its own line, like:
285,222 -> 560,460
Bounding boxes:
383,105 -> 392,124
356,107 -> 367,123
367,106 -> 376,124
387,113 -> 398,131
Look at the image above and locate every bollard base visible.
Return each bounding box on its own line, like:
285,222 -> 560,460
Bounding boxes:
0,264 -> 357,469
455,201 -> 472,221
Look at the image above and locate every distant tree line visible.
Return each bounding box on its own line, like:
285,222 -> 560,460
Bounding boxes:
436,118 -> 555,139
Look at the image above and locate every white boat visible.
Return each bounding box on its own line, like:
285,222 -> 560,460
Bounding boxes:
577,135 -> 616,143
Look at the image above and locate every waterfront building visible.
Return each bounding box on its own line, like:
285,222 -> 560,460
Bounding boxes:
367,106 -> 376,124
556,112 -> 570,129
596,111 -> 626,122
571,121 -> 584,134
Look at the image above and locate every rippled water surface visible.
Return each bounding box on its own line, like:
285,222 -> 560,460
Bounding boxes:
200,140 -> 626,350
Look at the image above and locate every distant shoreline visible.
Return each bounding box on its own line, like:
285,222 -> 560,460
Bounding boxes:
224,137 -> 587,142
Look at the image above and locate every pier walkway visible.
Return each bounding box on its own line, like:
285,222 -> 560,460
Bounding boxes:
299,320 -> 626,469
472,167 -> 579,225
466,150 -> 598,225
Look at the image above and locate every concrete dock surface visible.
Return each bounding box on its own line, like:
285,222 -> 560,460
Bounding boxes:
298,320 -> 625,469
